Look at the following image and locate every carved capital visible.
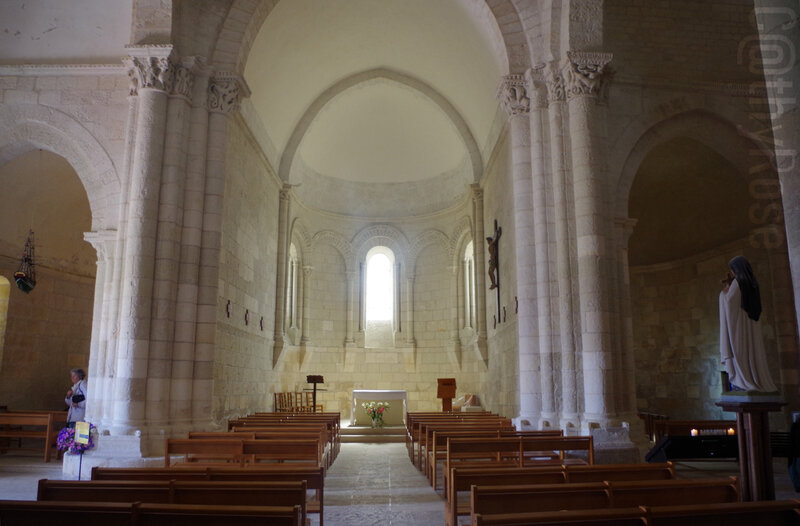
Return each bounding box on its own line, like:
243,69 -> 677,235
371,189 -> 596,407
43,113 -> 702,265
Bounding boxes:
170,60 -> 195,101
497,74 -> 530,116
525,67 -> 548,109
124,46 -> 175,95
564,51 -> 613,101
545,61 -> 566,102
471,185 -> 484,203
208,72 -> 250,114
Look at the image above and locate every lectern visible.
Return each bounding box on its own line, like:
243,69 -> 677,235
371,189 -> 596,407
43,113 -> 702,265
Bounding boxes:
437,378 -> 456,412
305,375 -> 325,413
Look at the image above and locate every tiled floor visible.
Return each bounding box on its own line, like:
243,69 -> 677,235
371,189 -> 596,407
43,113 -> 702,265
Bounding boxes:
1,444 -> 798,525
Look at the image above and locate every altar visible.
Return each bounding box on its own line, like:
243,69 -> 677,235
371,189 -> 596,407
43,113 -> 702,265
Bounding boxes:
351,389 -> 407,426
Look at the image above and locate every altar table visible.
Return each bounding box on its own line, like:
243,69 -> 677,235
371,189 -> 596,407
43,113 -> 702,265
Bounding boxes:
351,389 -> 407,426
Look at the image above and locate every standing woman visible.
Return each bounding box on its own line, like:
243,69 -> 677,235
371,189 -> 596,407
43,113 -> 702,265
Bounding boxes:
65,368 -> 87,427
719,256 -> 778,392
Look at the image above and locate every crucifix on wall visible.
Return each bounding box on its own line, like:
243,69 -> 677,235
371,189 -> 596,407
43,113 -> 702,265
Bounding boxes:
486,220 -> 501,321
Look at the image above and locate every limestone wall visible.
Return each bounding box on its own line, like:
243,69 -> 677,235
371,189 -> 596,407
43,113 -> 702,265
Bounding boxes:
631,240 -> 785,420
213,117 -> 280,423
481,128 -> 519,419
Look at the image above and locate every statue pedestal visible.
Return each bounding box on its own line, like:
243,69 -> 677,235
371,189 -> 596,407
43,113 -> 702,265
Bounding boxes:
716,395 -> 785,501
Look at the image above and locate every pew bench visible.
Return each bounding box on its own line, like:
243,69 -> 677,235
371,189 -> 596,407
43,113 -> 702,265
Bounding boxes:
37,478 -> 309,526
445,463 -> 676,526
0,500 -> 302,526
91,464 -> 326,526
470,477 -> 740,523
0,410 -> 67,462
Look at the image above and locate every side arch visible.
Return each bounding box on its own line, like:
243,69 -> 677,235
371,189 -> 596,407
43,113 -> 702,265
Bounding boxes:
310,230 -> 353,272
614,109 -> 777,218
409,229 -> 452,276
0,104 -> 120,231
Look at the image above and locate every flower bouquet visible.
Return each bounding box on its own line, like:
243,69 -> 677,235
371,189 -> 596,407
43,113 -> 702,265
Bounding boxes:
361,401 -> 389,428
56,423 -> 97,454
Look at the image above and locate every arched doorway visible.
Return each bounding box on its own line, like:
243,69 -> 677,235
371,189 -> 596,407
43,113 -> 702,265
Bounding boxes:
627,135 -> 790,420
0,149 -> 95,411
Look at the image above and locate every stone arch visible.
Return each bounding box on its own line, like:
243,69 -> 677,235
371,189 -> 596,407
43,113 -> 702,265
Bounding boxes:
614,109 -> 777,219
352,224 -> 410,271
450,215 -> 474,267
310,230 -> 353,271
409,229 -> 452,275
278,69 -> 483,183
0,104 -> 120,231
211,0 -> 529,76
289,218 -> 312,262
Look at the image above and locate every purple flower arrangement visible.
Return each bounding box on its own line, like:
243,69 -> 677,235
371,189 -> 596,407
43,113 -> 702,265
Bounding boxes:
56,424 -> 97,454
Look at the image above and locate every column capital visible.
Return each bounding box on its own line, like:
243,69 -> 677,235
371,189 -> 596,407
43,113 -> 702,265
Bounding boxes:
169,56 -> 208,102
124,45 -> 175,96
302,265 -> 314,276
545,61 -> 566,103
525,66 -> 549,109
470,183 -> 484,202
613,217 -> 638,243
563,51 -> 613,101
497,74 -> 530,116
84,229 -> 117,261
207,71 -> 251,115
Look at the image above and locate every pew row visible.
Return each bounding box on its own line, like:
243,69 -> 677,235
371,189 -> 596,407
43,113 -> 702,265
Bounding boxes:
37,479 -> 309,526
445,463 -> 676,526
91,465 -> 326,526
472,500 -> 800,526
0,410 -> 67,462
0,500 -> 302,526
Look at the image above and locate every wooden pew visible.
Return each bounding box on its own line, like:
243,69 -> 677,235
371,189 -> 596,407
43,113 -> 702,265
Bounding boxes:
445,463 -> 676,526
470,478 -> 740,523
520,435 -> 594,465
0,410 -> 67,462
165,438 -> 244,466
473,500 -> 800,526
189,429 -> 330,467
91,465 -> 327,526
473,507 -> 649,526
415,416 -> 511,469
0,500 -> 302,525
37,479 -> 309,526
404,411 -> 496,462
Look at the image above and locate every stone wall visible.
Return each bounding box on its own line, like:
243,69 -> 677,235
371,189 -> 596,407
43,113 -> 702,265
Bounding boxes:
481,128 -> 519,419
631,239 -> 784,420
213,117 -> 280,423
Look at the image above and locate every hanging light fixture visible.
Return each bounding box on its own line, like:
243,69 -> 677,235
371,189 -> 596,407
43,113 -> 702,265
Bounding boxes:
14,230 -> 36,293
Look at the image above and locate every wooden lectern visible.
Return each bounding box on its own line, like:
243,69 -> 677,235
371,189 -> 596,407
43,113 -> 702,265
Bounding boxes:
437,378 -> 456,412
305,375 -> 325,413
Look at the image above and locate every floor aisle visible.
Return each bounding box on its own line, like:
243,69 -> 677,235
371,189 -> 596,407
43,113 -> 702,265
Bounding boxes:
320,442 -> 443,526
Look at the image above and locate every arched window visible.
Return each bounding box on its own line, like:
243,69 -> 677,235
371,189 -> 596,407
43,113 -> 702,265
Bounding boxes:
364,246 -> 395,347
0,276 -> 9,370
463,241 -> 475,329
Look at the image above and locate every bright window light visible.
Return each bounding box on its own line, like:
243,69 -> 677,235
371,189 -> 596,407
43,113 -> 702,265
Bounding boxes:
366,253 -> 393,321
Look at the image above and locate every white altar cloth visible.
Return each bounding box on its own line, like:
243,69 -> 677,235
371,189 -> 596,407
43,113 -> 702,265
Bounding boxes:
351,389 -> 407,426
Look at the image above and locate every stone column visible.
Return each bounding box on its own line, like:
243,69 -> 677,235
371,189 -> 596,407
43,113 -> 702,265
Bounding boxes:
149,58 -> 196,430
272,185 -> 291,363
563,51 -> 615,429
546,63 -> 580,432
345,271 -> 357,344
498,74 -> 541,425
300,265 -> 313,345
614,218 -> 638,417
450,263 -> 462,366
113,47 -> 173,436
527,69 -> 556,429
471,185 -> 488,362
754,3 -> 800,337
405,273 -> 415,346
175,61 -> 211,430
84,229 -> 118,426
192,71 -> 249,428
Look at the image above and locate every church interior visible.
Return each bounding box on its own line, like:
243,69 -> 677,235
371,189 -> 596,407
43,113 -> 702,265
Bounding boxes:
0,0 -> 799,523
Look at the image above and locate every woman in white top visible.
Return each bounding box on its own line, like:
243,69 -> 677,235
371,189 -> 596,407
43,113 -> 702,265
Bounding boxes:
719,256 -> 778,392
65,368 -> 87,426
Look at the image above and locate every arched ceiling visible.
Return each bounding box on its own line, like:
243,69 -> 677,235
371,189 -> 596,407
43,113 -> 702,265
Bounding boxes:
244,0 -> 507,186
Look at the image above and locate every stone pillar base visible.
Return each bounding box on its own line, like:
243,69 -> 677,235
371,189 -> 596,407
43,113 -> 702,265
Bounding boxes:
62,434 -> 160,480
